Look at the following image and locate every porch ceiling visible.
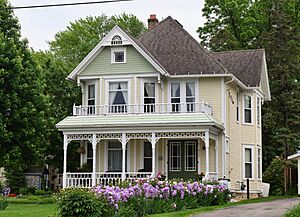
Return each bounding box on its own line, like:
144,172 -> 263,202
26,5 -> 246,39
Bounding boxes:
56,113 -> 223,130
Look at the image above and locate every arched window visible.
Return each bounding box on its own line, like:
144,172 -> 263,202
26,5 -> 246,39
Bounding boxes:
111,35 -> 122,45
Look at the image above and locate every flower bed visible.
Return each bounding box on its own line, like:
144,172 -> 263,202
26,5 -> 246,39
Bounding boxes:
57,179 -> 230,217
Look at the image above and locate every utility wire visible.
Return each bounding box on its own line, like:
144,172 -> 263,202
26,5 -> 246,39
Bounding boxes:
0,0 -> 133,10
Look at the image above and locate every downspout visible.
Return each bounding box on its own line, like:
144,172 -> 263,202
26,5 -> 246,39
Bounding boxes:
222,77 -> 234,178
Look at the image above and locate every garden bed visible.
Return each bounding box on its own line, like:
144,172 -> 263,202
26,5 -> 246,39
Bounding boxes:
57,179 -> 230,217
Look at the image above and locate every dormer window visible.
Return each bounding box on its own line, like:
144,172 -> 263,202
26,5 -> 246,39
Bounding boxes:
111,35 -> 122,45
111,47 -> 126,64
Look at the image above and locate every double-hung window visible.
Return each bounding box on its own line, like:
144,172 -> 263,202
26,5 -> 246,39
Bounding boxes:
257,97 -> 261,126
243,145 -> 253,179
109,82 -> 128,113
257,147 -> 262,179
143,142 -> 152,172
170,82 -> 196,112
88,84 -> 95,115
186,82 -> 195,112
144,83 -> 155,113
171,83 -> 181,112
243,95 -> 252,123
108,141 -> 122,172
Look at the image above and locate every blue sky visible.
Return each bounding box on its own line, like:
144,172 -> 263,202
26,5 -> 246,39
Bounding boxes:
10,0 -> 206,51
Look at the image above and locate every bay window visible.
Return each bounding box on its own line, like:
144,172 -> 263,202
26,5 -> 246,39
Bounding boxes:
170,82 -> 196,113
171,83 -> 181,112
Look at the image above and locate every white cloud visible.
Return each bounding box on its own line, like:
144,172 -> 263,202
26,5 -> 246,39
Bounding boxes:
10,0 -> 206,50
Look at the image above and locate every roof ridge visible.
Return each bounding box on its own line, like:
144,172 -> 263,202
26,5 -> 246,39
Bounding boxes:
212,48 -> 265,54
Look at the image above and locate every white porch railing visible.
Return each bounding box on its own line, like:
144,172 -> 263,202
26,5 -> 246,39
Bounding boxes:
65,172 -> 152,188
65,173 -> 93,188
73,102 -> 213,116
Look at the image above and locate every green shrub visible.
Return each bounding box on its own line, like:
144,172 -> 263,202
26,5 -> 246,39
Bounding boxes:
35,189 -> 46,195
0,199 -> 9,210
19,187 -> 28,195
283,204 -> 300,217
57,188 -> 105,217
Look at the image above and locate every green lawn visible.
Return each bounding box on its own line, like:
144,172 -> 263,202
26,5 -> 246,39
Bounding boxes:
0,203 -> 56,217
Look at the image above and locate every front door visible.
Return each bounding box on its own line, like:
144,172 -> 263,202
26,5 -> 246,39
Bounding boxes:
168,140 -> 198,180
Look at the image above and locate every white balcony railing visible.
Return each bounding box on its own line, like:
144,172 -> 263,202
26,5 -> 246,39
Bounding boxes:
73,102 -> 213,116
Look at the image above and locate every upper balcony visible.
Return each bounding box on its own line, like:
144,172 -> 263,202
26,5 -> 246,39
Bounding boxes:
73,102 -> 213,116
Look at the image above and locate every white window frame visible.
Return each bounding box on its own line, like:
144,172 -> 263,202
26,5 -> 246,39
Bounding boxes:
243,95 -> 253,125
140,78 -> 158,113
243,144 -> 254,180
107,141 -> 123,172
225,137 -> 230,153
236,92 -> 240,122
167,79 -> 199,113
185,141 -> 197,171
111,47 -> 127,64
257,96 -> 261,127
170,141 -> 181,172
105,78 -> 131,112
85,80 -> 97,106
257,146 -> 262,180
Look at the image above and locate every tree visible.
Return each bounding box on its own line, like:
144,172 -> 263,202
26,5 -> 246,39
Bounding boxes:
0,0 -> 50,192
198,0 -> 300,194
49,13 -> 146,69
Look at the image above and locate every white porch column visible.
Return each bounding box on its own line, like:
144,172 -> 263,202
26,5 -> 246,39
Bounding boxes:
298,159 -> 300,195
205,130 -> 210,179
215,139 -> 219,178
63,134 -> 68,188
92,134 -> 97,187
121,133 -> 127,181
150,132 -> 158,178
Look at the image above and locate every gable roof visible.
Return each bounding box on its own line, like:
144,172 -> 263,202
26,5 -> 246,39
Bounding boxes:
138,16 -> 228,75
67,25 -> 168,81
212,49 -> 265,87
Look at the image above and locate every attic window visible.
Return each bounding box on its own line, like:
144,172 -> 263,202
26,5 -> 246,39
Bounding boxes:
111,35 -> 122,45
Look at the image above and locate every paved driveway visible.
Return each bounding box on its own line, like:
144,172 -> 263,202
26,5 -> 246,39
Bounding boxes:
193,198 -> 300,217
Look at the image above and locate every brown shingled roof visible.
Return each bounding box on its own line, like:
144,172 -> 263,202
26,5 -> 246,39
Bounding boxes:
138,16 -> 228,75
212,49 -> 264,87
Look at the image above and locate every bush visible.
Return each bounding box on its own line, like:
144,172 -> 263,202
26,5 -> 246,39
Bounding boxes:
34,189 -> 46,195
19,187 -> 28,195
283,204 -> 300,217
0,199 -> 9,210
4,168 -> 27,193
56,188 -> 105,217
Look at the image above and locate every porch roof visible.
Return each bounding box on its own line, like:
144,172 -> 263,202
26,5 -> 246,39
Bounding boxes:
56,113 -> 223,130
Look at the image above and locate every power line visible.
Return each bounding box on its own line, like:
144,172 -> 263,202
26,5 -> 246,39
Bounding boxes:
0,0 -> 133,10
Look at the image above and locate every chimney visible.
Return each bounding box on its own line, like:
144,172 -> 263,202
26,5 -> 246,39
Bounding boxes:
148,14 -> 158,30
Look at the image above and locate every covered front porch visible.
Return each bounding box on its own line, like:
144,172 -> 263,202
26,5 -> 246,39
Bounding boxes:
62,130 -> 223,188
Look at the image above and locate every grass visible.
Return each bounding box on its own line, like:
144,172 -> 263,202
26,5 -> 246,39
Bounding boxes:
283,204 -> 300,217
150,196 -> 296,217
0,203 -> 56,217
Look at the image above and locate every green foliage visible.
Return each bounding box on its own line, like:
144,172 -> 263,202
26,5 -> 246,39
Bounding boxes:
0,0 -> 51,187
6,195 -> 55,204
263,156 -> 286,195
56,188 -> 105,217
4,169 -> 26,193
284,204 -> 300,217
49,13 -> 146,69
197,0 -> 300,170
0,198 -> 9,210
34,189 -> 46,195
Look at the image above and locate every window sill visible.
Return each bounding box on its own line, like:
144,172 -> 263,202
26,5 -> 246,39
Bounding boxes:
242,122 -> 254,126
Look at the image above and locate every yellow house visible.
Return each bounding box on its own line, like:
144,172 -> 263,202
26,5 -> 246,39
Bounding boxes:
56,15 -> 271,195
